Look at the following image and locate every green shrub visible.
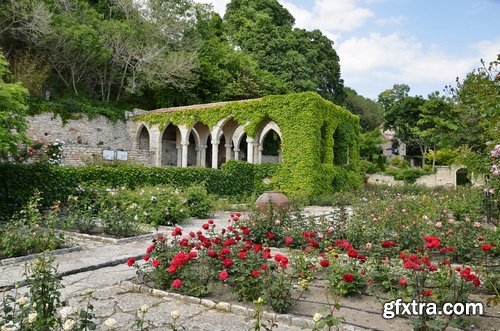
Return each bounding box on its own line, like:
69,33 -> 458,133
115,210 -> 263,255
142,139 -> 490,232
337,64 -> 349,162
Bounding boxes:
182,185 -> 213,218
388,157 -> 409,168
0,191 -> 64,258
385,167 -> 429,184
359,159 -> 379,174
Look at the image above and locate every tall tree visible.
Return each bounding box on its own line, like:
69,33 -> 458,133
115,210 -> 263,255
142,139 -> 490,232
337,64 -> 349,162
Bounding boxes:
344,87 -> 383,131
224,0 -> 345,103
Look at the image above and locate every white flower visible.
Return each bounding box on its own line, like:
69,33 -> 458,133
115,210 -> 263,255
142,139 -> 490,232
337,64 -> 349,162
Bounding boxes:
63,319 -> 76,331
313,312 -> 322,322
16,296 -> 28,306
170,310 -> 180,320
59,306 -> 75,319
1,321 -> 20,331
104,318 -> 117,328
141,304 -> 149,313
28,312 -> 37,324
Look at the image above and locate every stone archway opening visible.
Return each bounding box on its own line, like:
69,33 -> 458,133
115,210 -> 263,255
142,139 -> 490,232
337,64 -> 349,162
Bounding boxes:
187,132 -> 197,167
456,168 -> 471,186
261,129 -> 281,164
237,133 -> 248,161
333,125 -> 349,166
205,134 -> 213,168
218,135 -> 227,168
161,124 -> 181,166
138,125 -> 150,150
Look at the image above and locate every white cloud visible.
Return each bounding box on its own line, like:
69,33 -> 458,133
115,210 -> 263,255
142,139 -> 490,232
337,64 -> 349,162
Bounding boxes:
280,0 -> 374,32
337,33 -> 497,98
196,0 -> 229,15
375,16 -> 405,26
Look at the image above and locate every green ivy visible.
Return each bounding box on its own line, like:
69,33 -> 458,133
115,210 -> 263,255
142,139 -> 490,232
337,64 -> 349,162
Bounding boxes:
135,92 -> 361,196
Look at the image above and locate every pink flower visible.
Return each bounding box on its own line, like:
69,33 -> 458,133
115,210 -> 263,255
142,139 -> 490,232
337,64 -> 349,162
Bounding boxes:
398,278 -> 408,286
284,236 -> 293,246
172,279 -> 182,288
219,270 -> 229,280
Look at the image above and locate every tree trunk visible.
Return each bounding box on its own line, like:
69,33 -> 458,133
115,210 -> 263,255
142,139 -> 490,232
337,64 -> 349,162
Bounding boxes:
432,145 -> 437,172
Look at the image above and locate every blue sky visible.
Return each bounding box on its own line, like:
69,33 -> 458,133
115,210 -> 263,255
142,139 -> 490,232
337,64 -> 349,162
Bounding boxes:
197,0 -> 499,99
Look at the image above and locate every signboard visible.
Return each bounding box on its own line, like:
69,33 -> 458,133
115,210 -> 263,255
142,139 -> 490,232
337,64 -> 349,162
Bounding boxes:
102,150 -> 114,160
116,151 -> 128,161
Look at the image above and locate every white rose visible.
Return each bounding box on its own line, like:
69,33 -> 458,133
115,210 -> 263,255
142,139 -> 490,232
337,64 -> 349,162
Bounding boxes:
170,310 -> 180,320
16,296 -> 28,306
140,304 -> 149,313
28,312 -> 38,324
313,312 -> 322,322
59,306 -> 74,319
104,318 -> 117,328
63,319 -> 76,331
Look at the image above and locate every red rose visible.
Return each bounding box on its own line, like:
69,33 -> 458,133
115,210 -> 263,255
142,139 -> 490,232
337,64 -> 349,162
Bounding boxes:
260,264 -> 268,271
152,259 -> 161,267
320,259 -> 330,268
421,289 -> 432,297
146,245 -> 155,254
202,223 -> 209,230
126,257 -> 135,267
481,244 -> 492,252
172,279 -> 182,288
168,265 -> 177,273
347,249 -> 358,258
284,236 -> 293,246
219,270 -> 229,280
251,270 -> 260,278
144,255 -> 150,262
223,258 -> 233,268
208,219 -> 214,224
381,241 -> 396,248
172,227 -> 182,236
398,277 -> 408,286
238,251 -> 247,260
342,273 -> 355,283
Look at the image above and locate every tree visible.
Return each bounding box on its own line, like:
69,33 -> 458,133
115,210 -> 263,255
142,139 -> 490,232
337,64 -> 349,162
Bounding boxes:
380,85 -> 426,165
344,87 -> 383,131
224,0 -> 345,103
413,92 -> 456,171
0,50 -> 29,160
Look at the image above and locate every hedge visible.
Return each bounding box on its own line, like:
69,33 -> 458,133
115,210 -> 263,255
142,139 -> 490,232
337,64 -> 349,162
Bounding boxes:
0,161 -> 278,219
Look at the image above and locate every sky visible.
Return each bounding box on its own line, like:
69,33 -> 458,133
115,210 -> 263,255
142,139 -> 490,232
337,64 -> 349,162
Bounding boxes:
196,0 -> 500,99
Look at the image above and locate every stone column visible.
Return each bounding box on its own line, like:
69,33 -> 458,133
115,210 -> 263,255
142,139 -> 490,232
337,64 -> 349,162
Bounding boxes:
225,143 -> 232,162
199,145 -> 207,167
233,148 -> 240,161
258,145 -> 263,164
181,142 -> 189,168
148,126 -> 162,167
211,140 -> 219,169
246,137 -> 255,164
176,144 -> 182,167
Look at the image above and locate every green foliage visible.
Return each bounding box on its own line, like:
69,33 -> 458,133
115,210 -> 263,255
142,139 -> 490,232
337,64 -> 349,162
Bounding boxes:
0,191 -> 64,259
0,162 -> 276,219
182,185 -> 213,218
385,167 -> 429,184
0,50 -> 30,160
135,92 -> 361,197
388,157 -> 409,169
344,87 -> 383,131
425,148 -> 459,166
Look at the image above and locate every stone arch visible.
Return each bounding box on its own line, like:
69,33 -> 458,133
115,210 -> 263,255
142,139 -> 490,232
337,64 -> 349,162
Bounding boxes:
136,124 -> 150,151
186,128 -> 199,167
255,119 -> 282,164
160,124 -> 181,166
192,122 -> 210,167
232,125 -> 248,161
210,116 -> 240,168
456,168 -> 471,186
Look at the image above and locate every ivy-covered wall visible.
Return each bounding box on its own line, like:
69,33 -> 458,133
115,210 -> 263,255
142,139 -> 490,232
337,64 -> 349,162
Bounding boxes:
135,92 -> 361,196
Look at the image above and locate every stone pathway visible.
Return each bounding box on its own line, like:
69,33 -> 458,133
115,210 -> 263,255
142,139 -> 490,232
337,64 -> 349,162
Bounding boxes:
1,208 -> 498,330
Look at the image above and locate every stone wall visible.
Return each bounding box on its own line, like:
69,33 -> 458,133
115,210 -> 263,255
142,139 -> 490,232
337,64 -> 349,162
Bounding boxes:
26,113 -> 133,149
26,112 -> 154,166
367,166 -> 483,187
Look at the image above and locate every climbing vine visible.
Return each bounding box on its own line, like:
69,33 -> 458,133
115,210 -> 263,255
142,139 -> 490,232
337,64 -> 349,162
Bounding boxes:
135,92 -> 361,196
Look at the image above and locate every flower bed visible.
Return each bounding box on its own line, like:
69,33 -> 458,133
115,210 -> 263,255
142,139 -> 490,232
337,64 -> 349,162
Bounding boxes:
127,187 -> 499,330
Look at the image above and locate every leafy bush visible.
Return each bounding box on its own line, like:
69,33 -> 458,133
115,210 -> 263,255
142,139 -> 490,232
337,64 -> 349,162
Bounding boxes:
0,192 -> 64,259
388,157 -> 409,168
182,185 -> 213,218
359,159 -> 379,175
385,167 -> 429,183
